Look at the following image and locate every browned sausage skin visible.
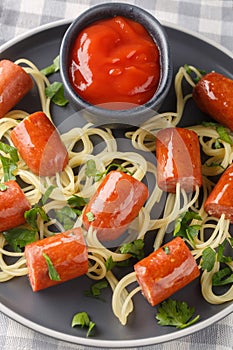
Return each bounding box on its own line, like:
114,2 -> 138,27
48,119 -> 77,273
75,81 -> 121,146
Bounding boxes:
10,111 -> 69,176
134,237 -> 200,306
204,163 -> 233,222
155,127 -> 202,193
0,60 -> 33,118
82,170 -> 149,242
0,180 -> 31,232
193,72 -> 233,131
24,227 -> 88,292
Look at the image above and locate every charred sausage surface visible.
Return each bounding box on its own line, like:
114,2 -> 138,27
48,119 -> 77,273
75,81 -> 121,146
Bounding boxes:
134,237 -> 200,306
10,111 -> 68,176
82,170 -> 149,241
0,180 -> 31,232
0,60 -> 33,118
155,127 -> 202,193
193,72 -> 233,130
25,227 -> 88,292
205,163 -> 233,222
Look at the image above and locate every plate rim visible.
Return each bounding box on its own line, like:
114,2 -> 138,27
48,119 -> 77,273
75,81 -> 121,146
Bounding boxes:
1,300 -> 233,348
0,18 -> 232,348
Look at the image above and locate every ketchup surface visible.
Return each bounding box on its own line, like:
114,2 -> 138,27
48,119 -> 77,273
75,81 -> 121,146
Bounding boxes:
69,16 -> 161,109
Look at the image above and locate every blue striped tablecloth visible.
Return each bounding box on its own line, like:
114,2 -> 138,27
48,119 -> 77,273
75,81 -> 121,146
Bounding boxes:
0,1 -> 232,349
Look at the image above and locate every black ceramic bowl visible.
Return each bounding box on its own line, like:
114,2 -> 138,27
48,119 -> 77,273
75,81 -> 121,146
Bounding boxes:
60,2 -> 173,127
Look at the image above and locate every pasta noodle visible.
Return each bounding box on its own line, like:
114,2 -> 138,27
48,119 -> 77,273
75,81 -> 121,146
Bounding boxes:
0,59 -> 232,326
201,260 -> 233,304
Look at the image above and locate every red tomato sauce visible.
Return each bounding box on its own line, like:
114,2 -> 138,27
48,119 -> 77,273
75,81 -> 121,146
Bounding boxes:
69,16 -> 161,109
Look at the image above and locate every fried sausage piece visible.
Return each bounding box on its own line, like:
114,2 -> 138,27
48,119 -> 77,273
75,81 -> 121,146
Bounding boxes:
0,59 -> 33,118
155,127 -> 202,193
134,237 -> 200,306
82,170 -> 149,242
10,111 -> 68,176
0,180 -> 31,232
204,163 -> 233,222
24,227 -> 88,292
193,72 -> 233,131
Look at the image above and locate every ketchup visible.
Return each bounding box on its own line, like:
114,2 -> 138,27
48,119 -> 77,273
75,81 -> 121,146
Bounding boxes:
69,16 -> 161,109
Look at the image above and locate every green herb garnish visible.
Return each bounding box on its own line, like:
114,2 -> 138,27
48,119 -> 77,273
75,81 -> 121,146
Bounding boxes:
0,142 -> 19,163
163,246 -> 170,255
214,138 -> 222,149
0,156 -> 18,181
201,240 -> 233,285
119,239 -> 144,260
24,186 -> 55,230
85,159 -> 101,180
202,122 -> 233,146
45,82 -> 69,106
2,191 -> 50,252
0,142 -> 19,181
86,211 -> 95,222
71,312 -> 95,337
155,298 -> 200,329
24,205 -> 49,230
211,239 -> 233,286
41,185 -> 56,205
105,256 -> 116,271
173,211 -> 202,244
85,279 -> 108,299
212,267 -> 233,286
43,252 -> 61,281
3,227 -> 37,252
40,55 -> 60,76
85,159 -> 132,182
217,239 -> 232,264
228,237 -> 233,247
216,125 -> 233,145
0,183 -> 8,191
200,247 -> 216,272
202,121 -> 217,127
184,64 -> 206,83
67,195 -> 89,216
55,205 -> 77,230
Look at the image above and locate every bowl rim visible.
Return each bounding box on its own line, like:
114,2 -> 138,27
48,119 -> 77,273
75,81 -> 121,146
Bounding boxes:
59,2 -> 173,118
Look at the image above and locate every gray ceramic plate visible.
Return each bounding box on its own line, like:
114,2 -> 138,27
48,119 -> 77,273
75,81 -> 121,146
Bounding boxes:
0,19 -> 232,348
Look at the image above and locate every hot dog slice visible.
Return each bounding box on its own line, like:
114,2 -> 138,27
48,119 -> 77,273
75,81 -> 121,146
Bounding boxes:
193,72 -> 233,131
204,163 -> 233,222
0,180 -> 31,232
24,227 -> 88,292
0,59 -> 33,118
155,127 -> 202,193
10,111 -> 68,176
82,170 -> 149,242
134,237 -> 200,306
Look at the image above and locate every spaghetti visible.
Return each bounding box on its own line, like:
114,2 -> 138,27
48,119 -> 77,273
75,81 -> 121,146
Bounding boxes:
0,58 -> 232,325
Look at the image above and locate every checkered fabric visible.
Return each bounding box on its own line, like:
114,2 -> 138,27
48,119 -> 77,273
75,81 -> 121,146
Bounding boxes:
1,0 -> 233,51
0,0 -> 232,349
